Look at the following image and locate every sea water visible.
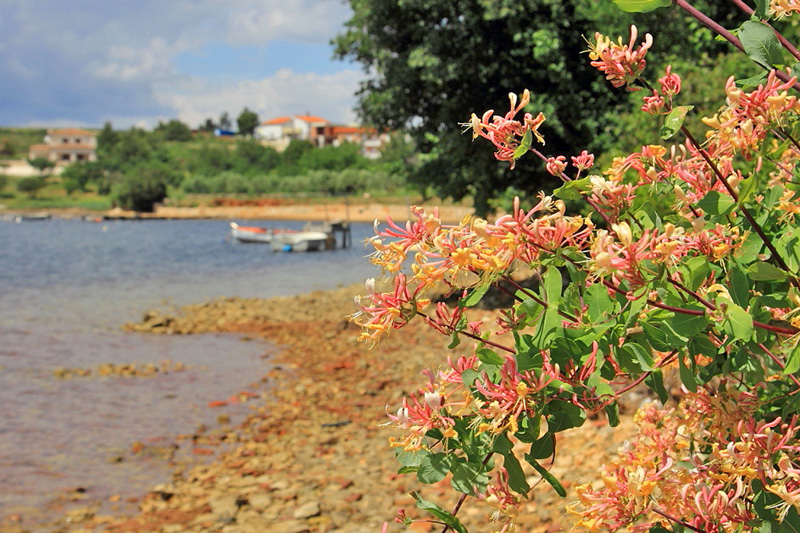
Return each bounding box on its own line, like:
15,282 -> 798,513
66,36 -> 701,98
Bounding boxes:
0,217 -> 379,526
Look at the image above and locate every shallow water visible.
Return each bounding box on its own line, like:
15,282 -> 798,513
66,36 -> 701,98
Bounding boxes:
0,218 -> 378,526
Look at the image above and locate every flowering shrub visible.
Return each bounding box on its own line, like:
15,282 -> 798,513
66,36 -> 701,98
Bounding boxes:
353,1 -> 800,531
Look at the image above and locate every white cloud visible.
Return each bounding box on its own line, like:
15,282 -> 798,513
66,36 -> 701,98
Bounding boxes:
155,68 -> 363,128
0,1 -> 358,127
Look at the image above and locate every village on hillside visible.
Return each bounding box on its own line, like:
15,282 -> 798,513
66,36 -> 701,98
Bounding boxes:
0,114 -> 389,178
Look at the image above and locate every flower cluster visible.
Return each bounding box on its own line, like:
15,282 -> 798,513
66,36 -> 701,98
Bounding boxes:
465,89 -> 546,168
587,26 -> 653,88
355,20 -> 800,533
569,386 -> 800,532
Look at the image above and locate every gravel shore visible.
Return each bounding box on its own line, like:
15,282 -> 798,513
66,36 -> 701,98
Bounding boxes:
18,284 -> 637,533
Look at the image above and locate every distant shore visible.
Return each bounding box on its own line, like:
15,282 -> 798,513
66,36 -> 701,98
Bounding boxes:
2,201 -> 475,225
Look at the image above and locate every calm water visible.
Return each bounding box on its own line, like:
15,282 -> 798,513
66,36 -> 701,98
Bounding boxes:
0,217 -> 378,527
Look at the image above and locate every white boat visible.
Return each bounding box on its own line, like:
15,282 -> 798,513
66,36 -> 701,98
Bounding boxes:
271,230 -> 332,252
229,222 -> 274,244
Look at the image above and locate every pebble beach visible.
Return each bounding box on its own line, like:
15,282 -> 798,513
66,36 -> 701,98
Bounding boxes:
0,281 -> 643,533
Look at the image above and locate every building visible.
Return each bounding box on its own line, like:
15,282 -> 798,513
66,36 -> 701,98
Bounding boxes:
310,124 -> 389,159
28,128 -> 97,165
254,115 -> 329,151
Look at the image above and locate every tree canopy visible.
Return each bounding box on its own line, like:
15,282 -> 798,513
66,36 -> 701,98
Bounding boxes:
333,0 -> 742,214
236,107 -> 260,136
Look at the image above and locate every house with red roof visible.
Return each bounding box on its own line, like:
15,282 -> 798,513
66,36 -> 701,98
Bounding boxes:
254,115 -> 329,150
311,124 -> 389,159
28,128 -> 97,165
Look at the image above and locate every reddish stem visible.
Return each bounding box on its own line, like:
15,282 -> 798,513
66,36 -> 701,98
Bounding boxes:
419,311 -> 516,354
651,507 -> 705,533
728,0 -> 800,62
675,0 -> 800,91
680,124 -> 799,287
758,342 -> 800,388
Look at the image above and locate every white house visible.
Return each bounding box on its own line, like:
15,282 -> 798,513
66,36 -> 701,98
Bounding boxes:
254,115 -> 329,150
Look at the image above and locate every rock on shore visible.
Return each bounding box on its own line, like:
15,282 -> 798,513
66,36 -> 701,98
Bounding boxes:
47,284 -> 635,533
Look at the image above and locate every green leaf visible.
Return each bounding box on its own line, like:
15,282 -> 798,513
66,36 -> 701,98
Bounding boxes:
411,492 -> 469,533
542,266 -> 563,305
730,262 -> 750,307
547,401 -> 586,432
476,348 -> 505,366
642,320 -> 686,352
719,298 -> 754,341
678,353 -> 698,392
397,448 -> 428,468
528,432 -> 554,459
697,190 -> 735,216
754,0 -> 769,18
585,281 -> 616,322
660,105 -> 694,140
645,371 -> 669,404
451,462 -> 490,495
611,0 -> 671,13
448,331 -> 461,349
785,341 -> 800,375
493,435 -> 530,495
461,285 -> 489,307
417,453 -> 452,484
747,262 -> 788,281
668,309 -> 709,338
553,176 -> 591,201
512,128 -> 532,159
735,70 -> 769,89
682,256 -> 711,291
739,20 -> 785,69
605,402 -> 620,427
620,342 -> 654,372
525,457 -> 567,497
738,175 -> 757,204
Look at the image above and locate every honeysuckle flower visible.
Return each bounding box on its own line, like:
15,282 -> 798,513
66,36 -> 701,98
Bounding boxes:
587,26 -> 653,89
770,0 -> 800,19
545,155 -> 568,176
641,90 -> 665,115
465,89 -> 547,169
572,150 -> 595,173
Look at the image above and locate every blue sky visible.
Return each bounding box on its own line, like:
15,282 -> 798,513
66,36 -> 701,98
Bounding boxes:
0,0 -> 363,129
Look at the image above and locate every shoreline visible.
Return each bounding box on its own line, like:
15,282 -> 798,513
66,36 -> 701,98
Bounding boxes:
1,201 -> 475,225
19,285 -> 635,533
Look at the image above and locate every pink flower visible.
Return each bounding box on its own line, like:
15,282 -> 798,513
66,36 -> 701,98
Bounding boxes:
466,89 -> 547,169
588,26 -> 653,89
659,65 -> 682,98
545,155 -> 568,176
571,150 -> 595,172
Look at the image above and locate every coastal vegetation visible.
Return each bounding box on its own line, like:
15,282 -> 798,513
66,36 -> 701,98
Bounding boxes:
352,1 -> 800,531
0,125 -> 418,212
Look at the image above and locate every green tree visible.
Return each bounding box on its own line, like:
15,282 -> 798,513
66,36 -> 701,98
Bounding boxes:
157,119 -> 192,142
281,139 -> 314,166
299,142 -> 364,172
17,176 -> 46,198
219,112 -> 232,131
199,118 -> 216,132
60,161 -> 106,192
27,157 -> 55,177
333,0 -> 743,214
97,121 -> 119,158
234,139 -> 280,173
114,164 -> 170,212
236,108 -> 260,136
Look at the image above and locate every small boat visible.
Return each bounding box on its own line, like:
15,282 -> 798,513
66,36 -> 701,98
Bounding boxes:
270,230 -> 332,253
229,222 -> 274,244
10,212 -> 51,223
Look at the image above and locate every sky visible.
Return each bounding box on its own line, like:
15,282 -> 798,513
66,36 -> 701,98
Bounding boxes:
0,0 -> 365,130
